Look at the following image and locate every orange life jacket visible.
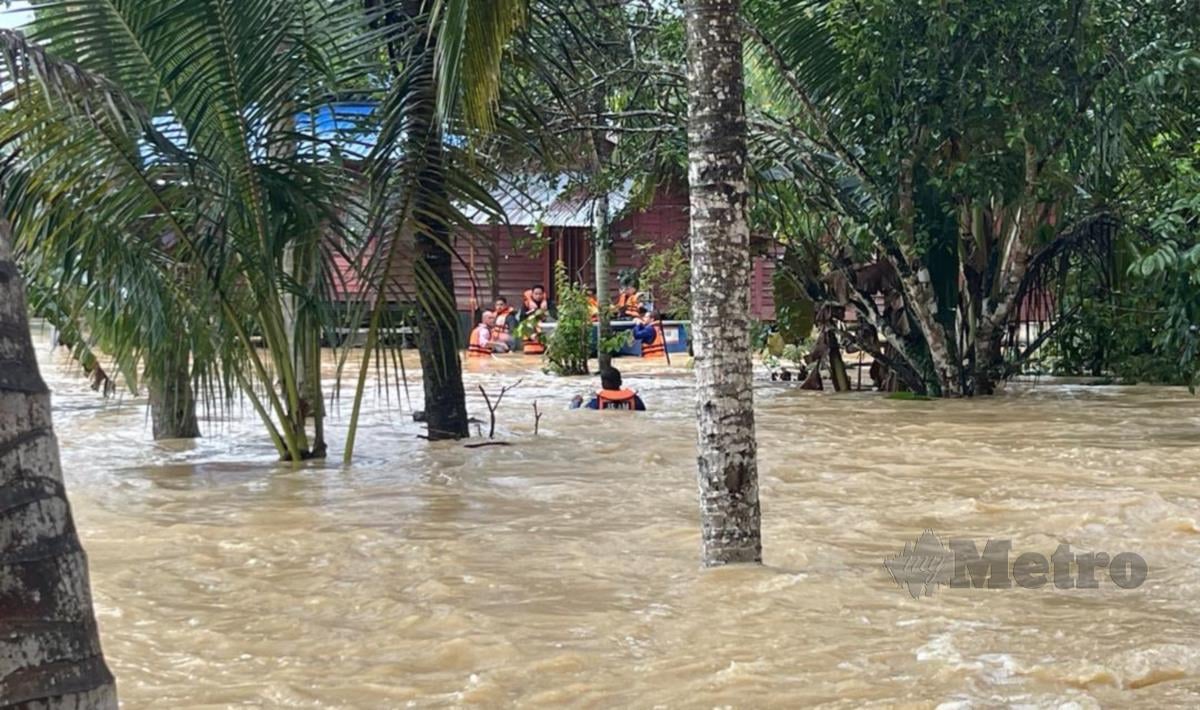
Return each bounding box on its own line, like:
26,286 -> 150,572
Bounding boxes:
467,325 -> 492,357
641,322 -> 666,358
587,297 -> 599,321
596,388 -> 638,410
492,307 -> 511,333
616,292 -> 640,319
521,290 -> 548,354
492,306 -> 514,334
523,289 -> 547,314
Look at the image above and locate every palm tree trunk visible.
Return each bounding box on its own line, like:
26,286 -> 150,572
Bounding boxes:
685,0 -> 762,566
408,1 -> 469,440
0,223 -> 117,708
147,345 -> 200,440
590,108 -> 614,372
593,190 -> 613,371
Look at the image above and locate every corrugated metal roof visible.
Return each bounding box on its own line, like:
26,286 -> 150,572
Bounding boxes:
144,101 -> 632,230
463,174 -> 633,228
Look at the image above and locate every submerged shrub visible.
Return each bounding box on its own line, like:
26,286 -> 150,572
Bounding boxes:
545,261 -> 590,376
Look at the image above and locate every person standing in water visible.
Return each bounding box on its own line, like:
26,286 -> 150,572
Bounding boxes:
521,284 -> 550,354
468,311 -> 508,356
632,306 -> 666,358
491,297 -> 517,350
570,367 -> 647,411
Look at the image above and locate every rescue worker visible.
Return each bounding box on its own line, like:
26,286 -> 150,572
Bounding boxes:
521,284 -> 550,355
468,311 -> 507,356
570,367 -> 647,411
615,284 -> 640,319
632,307 -> 666,358
491,296 -> 516,350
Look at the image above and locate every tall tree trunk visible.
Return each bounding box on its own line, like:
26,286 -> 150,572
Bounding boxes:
0,223 -> 117,708
272,106 -> 325,456
408,1 -> 469,440
147,345 -> 200,440
592,190 -> 613,371
896,271 -> 962,395
894,158 -> 962,396
590,98 -> 614,372
685,0 -> 762,566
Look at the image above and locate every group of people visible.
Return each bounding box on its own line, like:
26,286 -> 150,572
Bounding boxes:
468,285 -> 550,356
467,284 -> 653,412
469,283 -> 668,359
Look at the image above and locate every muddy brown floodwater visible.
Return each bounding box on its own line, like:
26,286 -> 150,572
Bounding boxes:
31,329 -> 1200,708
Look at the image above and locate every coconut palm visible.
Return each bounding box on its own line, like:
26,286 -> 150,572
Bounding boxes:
1,2 -> 384,461
344,0 -> 525,453
0,211 -> 117,709
4,0 -> 527,458
684,0 -> 762,566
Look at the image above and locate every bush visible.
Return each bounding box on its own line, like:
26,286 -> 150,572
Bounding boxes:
1042,286 -> 1190,384
637,242 -> 691,318
1037,256 -> 1193,384
544,261 -> 590,376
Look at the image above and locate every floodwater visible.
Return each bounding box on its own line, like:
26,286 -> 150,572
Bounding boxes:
33,329 -> 1200,708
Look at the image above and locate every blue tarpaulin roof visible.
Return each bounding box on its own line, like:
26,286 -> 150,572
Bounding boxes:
295,101 -> 378,158
143,101 -> 462,162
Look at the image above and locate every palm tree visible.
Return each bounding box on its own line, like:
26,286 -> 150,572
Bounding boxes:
684,0 -> 762,565
1,2 -> 372,460
345,0 -> 525,453
0,220 -> 117,708
397,0 -> 473,441
6,0 -> 526,460
12,170 -> 212,440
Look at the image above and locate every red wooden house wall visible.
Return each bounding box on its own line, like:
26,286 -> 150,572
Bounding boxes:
450,185 -> 778,320
334,186 -> 778,322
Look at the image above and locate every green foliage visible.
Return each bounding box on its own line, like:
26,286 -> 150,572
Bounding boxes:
1118,152 -> 1200,388
507,1 -> 688,188
1042,288 -> 1190,385
599,330 -> 633,356
512,315 -> 539,342
762,339 -> 809,372
637,242 -> 691,318
1040,148 -> 1200,387
771,268 -> 815,344
435,0 -> 526,133
1,2 -> 371,460
514,225 -> 551,257
744,0 -> 1200,395
750,320 -> 773,351
544,261 -> 590,376
2,0 -> 521,459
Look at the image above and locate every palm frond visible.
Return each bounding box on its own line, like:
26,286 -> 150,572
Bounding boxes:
433,0 -> 526,132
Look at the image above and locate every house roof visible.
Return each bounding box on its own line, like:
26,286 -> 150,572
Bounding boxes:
464,174 -> 633,228
143,102 -> 633,229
